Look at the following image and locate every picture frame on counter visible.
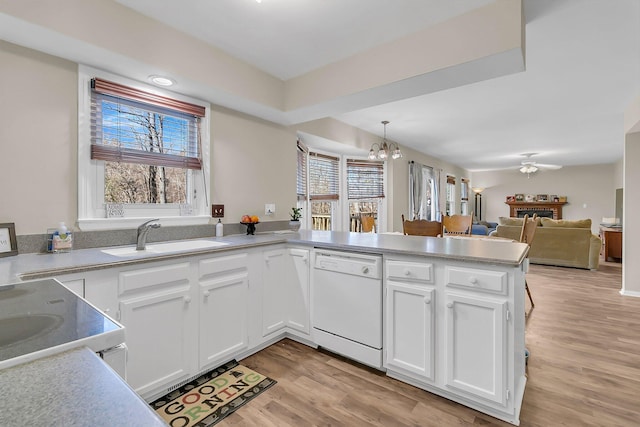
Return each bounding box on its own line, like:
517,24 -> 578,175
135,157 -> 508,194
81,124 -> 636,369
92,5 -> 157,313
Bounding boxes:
525,194 -> 536,202
536,194 -> 549,202
515,194 -> 524,202
506,195 -> 516,202
0,223 -> 18,257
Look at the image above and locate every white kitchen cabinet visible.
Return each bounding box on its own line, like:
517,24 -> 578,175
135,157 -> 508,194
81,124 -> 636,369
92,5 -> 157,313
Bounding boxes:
261,247 -> 310,338
118,262 -> 196,397
198,252 -> 249,371
287,248 -> 310,335
385,259 -> 435,382
444,292 -> 507,406
262,249 -> 288,336
385,281 -> 435,382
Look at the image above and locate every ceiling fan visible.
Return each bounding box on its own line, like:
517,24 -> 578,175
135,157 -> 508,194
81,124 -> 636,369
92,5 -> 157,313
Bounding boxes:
517,153 -> 562,177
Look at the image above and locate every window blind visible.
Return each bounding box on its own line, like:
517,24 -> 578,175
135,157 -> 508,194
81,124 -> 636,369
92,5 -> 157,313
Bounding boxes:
296,140 -> 308,201
90,78 -> 203,170
347,159 -> 385,199
309,152 -> 339,200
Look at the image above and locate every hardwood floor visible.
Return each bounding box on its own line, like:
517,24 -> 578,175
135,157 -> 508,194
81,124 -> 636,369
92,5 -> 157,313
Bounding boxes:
222,261 -> 640,426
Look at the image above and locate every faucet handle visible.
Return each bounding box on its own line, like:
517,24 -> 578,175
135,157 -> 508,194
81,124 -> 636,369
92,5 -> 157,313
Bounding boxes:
139,218 -> 161,229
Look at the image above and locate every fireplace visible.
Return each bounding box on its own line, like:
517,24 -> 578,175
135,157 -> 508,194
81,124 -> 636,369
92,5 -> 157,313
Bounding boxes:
505,201 -> 566,219
516,209 -> 554,218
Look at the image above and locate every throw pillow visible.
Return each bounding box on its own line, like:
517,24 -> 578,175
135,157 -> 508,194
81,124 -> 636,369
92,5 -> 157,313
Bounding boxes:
498,216 -> 542,226
540,218 -> 591,228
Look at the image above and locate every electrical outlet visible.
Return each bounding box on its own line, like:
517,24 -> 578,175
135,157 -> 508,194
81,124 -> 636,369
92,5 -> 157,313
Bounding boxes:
211,204 -> 224,218
265,204 -> 275,215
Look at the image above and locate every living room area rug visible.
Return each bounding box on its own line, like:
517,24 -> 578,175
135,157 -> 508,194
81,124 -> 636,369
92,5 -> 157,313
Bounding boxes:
150,360 -> 276,427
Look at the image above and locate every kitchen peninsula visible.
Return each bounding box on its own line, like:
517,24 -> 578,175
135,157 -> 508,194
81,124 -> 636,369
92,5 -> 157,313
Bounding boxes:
0,231 -> 529,425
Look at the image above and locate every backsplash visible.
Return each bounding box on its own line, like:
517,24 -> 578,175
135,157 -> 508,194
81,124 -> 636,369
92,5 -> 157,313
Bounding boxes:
16,221 -> 291,254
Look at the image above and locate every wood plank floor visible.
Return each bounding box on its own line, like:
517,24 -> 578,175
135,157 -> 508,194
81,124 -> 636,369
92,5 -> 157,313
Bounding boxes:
221,261 -> 640,426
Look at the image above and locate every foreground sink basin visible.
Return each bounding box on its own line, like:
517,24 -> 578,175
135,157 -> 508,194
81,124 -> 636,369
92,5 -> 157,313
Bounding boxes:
101,240 -> 229,257
0,314 -> 63,348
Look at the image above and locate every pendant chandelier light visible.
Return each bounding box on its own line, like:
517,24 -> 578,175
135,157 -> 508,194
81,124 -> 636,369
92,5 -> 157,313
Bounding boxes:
368,120 -> 402,161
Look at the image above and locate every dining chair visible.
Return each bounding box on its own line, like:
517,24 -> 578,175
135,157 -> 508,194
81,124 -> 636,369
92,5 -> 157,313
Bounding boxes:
442,214 -> 473,235
401,214 -> 443,237
520,214 -> 538,308
361,215 -> 375,233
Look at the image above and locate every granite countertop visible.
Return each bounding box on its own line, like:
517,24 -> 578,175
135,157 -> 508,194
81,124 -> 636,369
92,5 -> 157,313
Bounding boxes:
0,230 -> 529,284
0,346 -> 167,427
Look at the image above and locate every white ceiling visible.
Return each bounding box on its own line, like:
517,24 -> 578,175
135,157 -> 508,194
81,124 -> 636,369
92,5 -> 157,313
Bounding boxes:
114,0 -> 640,172
8,0 -> 636,173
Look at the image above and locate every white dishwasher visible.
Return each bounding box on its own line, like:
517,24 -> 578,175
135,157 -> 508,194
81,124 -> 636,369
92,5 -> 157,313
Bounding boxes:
312,249 -> 383,369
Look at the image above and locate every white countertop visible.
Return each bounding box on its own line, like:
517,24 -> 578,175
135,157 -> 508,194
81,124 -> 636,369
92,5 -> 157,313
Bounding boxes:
0,230 -> 529,284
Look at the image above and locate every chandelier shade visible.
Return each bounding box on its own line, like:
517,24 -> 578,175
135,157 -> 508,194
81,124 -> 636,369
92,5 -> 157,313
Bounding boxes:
369,121 -> 402,161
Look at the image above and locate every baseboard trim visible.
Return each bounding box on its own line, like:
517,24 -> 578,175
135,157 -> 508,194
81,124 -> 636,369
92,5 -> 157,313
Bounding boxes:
620,289 -> 640,298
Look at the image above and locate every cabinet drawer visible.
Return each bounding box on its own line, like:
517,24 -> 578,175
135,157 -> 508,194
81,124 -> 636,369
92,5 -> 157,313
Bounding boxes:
386,260 -> 433,283
119,262 -> 190,296
445,266 -> 507,295
199,252 -> 248,279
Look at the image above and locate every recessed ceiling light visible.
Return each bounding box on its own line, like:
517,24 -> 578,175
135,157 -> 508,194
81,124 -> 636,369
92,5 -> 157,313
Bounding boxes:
149,75 -> 175,86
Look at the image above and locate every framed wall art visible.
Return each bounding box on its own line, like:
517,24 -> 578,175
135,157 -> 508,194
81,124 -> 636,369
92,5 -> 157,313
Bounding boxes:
0,223 -> 18,257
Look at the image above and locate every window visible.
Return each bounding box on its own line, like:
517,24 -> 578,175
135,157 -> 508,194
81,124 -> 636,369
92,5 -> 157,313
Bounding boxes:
347,159 -> 385,232
308,152 -> 339,230
296,142 -> 388,233
460,178 -> 469,215
78,66 -> 210,230
446,175 -> 456,216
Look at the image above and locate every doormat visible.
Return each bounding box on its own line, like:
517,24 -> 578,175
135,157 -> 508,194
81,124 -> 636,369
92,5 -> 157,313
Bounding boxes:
150,360 -> 276,427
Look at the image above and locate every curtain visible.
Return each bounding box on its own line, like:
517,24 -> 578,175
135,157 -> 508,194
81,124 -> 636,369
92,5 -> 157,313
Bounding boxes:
409,161 -> 423,220
409,161 -> 441,221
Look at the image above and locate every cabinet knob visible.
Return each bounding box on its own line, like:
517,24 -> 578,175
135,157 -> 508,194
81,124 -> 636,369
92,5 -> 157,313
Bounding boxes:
184,296 -> 192,304
424,297 -> 431,304
469,276 -> 478,285
447,302 -> 454,309
203,290 -> 210,298
404,269 -> 411,276
303,257 -> 308,264
362,266 -> 370,274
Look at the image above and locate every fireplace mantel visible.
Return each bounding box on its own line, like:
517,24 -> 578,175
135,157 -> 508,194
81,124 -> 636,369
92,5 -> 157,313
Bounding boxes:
505,202 -> 567,219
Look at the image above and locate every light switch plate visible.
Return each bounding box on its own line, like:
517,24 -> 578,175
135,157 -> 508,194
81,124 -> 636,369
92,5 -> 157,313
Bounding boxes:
211,204 -> 224,218
265,204 -> 275,215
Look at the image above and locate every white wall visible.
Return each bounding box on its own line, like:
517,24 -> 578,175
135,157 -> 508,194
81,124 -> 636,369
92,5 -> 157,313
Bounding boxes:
471,164 -> 616,234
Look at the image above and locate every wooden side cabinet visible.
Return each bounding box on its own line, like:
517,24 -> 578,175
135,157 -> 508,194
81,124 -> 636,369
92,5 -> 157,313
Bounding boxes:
600,227 -> 622,262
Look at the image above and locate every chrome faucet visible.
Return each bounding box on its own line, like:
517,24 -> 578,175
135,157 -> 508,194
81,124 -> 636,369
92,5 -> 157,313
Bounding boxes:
136,219 -> 161,250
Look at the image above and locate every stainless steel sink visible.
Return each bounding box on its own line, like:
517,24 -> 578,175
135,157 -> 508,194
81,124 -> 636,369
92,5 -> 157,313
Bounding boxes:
0,314 -> 63,348
101,239 -> 229,257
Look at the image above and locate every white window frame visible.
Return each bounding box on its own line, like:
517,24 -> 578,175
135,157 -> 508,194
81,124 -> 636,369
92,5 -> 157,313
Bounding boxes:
305,147 -> 342,231
77,65 -> 211,230
342,157 -> 388,233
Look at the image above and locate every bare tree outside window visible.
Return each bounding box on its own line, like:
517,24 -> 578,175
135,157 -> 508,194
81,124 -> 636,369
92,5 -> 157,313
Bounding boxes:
101,100 -> 191,204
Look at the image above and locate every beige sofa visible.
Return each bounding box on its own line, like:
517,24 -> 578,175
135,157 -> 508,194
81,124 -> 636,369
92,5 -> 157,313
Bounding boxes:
491,217 -> 601,270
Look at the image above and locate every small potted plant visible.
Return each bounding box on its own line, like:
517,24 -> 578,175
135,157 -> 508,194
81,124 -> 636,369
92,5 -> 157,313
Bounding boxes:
289,207 -> 302,231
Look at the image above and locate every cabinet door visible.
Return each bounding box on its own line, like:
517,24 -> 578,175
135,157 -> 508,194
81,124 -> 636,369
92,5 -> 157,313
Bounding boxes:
385,282 -> 435,382
287,248 -> 310,334
120,287 -> 195,397
199,273 -> 249,370
445,293 -> 507,405
262,249 -> 288,336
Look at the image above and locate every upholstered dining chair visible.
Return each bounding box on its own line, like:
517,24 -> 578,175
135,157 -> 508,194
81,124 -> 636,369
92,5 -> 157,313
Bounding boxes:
401,214 -> 443,237
442,214 -> 473,236
361,215 -> 375,233
520,214 -> 538,308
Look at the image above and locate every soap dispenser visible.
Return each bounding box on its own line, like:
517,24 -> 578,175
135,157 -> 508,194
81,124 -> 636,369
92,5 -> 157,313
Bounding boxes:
52,222 -> 73,252
216,219 -> 224,237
